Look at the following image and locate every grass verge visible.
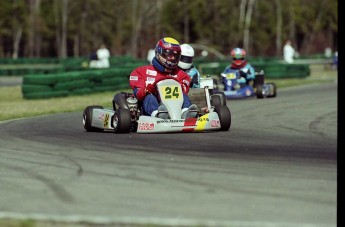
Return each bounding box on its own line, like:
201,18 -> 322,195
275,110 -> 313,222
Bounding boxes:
0,66 -> 337,122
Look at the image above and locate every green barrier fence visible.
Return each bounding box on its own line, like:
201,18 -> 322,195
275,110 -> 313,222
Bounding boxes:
196,61 -> 310,78
21,62 -> 311,99
22,67 -> 134,99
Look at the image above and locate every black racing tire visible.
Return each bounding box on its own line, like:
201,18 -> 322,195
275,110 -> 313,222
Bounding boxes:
83,105 -> 104,132
211,95 -> 222,110
213,78 -> 219,90
255,84 -> 264,99
266,82 -> 277,98
212,90 -> 227,106
215,105 -> 231,131
113,107 -> 131,133
253,73 -> 264,88
113,92 -> 130,111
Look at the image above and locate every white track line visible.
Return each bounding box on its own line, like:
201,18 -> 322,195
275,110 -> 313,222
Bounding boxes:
0,212 -> 334,227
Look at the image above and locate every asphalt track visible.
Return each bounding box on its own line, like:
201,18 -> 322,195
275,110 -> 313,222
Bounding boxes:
0,82 -> 337,227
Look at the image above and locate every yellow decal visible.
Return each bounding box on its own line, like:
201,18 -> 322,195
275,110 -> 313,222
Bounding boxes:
195,114 -> 209,131
160,86 -> 181,100
226,73 -> 236,79
104,114 -> 109,127
164,37 -> 179,44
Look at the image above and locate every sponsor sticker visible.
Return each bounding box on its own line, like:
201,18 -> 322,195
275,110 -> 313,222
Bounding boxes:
147,77 -> 155,83
226,73 -> 236,79
157,119 -> 185,124
138,122 -> 154,130
130,76 -> 138,81
183,79 -> 190,86
98,113 -> 105,120
103,114 -> 109,127
160,86 -> 181,100
163,43 -> 172,48
197,117 -> 209,122
146,69 -> 157,76
245,89 -> 252,96
211,120 -> 220,127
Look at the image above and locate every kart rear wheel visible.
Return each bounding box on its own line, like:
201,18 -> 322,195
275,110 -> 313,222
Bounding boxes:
113,107 -> 131,133
215,105 -> 231,131
255,84 -> 264,99
212,90 -> 227,106
254,73 -> 264,87
211,95 -> 222,110
266,82 -> 277,98
83,105 -> 104,132
213,78 -> 219,90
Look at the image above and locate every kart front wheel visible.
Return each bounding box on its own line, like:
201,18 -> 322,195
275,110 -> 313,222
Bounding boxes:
215,106 -> 231,131
255,84 -> 264,99
266,82 -> 277,98
113,107 -> 131,133
83,105 -> 104,132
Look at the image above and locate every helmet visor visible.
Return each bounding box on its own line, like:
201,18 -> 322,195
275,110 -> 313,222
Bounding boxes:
232,58 -> 244,65
162,49 -> 181,65
180,55 -> 193,63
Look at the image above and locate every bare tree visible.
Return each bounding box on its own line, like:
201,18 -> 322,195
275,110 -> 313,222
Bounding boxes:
12,0 -> 23,59
302,0 -> 327,54
12,28 -> 22,59
275,0 -> 282,56
183,0 -> 190,43
243,0 -> 255,54
154,0 -> 163,42
288,1 -> 295,42
53,0 -> 68,57
28,0 -> 40,57
131,0 -> 139,57
131,0 -> 162,57
61,0 -> 68,57
239,0 -> 247,33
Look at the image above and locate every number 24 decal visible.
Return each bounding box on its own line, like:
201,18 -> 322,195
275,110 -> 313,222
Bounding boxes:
162,86 -> 180,99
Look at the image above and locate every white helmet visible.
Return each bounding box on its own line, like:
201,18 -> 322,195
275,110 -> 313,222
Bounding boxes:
178,44 -> 195,70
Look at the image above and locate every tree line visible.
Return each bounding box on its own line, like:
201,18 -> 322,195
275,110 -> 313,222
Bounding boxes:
0,0 -> 338,60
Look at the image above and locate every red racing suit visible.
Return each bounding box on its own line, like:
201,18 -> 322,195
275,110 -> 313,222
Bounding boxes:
129,64 -> 191,101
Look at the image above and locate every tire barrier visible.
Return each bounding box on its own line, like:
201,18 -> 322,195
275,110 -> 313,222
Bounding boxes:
196,61 -> 310,79
3,56 -> 310,79
251,63 -> 310,78
22,67 -> 133,99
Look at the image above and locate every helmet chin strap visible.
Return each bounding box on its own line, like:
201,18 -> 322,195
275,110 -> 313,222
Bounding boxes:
152,57 -> 173,73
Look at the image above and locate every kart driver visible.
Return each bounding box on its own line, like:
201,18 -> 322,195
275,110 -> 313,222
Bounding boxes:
129,37 -> 198,119
221,47 -> 255,88
178,43 -> 201,88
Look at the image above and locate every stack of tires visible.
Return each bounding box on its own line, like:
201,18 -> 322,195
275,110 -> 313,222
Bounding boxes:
22,68 -> 133,99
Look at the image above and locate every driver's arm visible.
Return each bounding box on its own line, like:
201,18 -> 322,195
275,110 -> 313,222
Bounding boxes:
179,71 -> 191,94
129,68 -> 147,101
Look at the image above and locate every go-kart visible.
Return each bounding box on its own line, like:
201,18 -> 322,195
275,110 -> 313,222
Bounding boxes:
83,78 -> 231,133
193,76 -> 228,107
220,69 -> 277,99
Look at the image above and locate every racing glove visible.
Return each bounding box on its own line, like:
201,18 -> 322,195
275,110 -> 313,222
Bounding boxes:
239,70 -> 247,78
135,84 -> 156,101
237,77 -> 246,84
181,84 -> 188,94
146,83 -> 156,94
